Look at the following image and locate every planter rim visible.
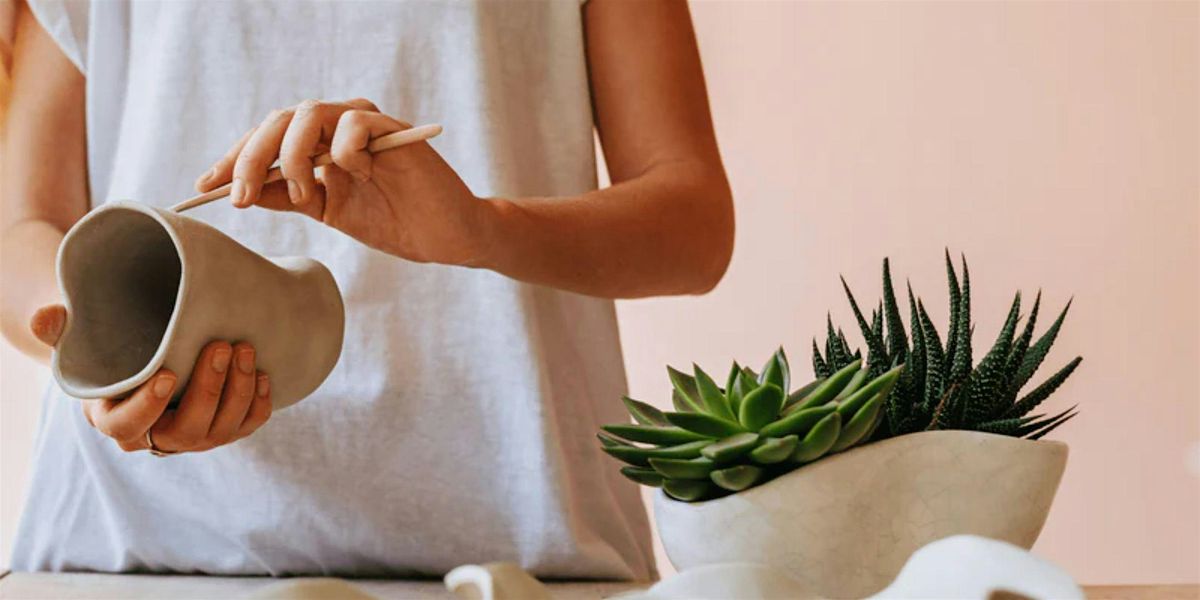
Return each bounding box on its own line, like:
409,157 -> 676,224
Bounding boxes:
656,429 -> 1068,508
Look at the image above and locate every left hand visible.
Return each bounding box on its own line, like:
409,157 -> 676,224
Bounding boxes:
195,99 -> 488,266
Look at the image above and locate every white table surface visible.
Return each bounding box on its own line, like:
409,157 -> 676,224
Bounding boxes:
0,570 -> 644,599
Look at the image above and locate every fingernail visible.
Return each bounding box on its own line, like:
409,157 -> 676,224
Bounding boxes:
236,348 -> 255,374
230,178 -> 246,206
286,179 -> 301,204
153,373 -> 176,398
256,375 -> 270,397
194,168 -> 214,188
212,346 -> 232,373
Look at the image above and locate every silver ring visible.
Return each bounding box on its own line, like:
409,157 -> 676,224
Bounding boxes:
145,429 -> 178,457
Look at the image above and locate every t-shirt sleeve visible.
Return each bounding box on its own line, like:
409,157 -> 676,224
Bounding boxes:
26,0 -> 89,73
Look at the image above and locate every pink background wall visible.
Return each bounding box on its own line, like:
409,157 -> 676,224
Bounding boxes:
3,0 -> 1198,585
612,0 -> 1199,585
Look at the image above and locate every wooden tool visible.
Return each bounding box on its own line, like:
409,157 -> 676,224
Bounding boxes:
170,123 -> 443,212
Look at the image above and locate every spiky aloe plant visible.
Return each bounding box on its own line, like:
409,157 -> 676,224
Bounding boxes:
818,251 -> 1082,441
598,350 -> 902,502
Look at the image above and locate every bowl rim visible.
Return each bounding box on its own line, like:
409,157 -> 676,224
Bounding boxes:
52,201 -> 187,400
654,429 -> 1068,508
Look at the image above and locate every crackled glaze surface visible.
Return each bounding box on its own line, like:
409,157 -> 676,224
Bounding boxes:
654,430 -> 1068,598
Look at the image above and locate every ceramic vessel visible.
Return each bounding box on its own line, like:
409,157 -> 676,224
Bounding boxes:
654,430 -> 1068,599
53,201 -> 344,409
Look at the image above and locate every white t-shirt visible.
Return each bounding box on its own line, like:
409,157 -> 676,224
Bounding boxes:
14,0 -> 654,579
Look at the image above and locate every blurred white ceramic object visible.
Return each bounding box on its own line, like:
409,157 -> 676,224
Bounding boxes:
445,562 -> 552,600
609,535 -> 1084,600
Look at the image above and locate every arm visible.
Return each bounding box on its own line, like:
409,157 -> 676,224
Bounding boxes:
0,8 -> 272,455
476,0 -> 733,297
203,0 -> 732,299
0,2 -> 88,363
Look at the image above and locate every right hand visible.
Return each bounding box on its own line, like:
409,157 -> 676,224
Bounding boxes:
31,305 -> 272,454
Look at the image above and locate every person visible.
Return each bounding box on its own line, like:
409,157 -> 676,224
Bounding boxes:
0,0 -> 732,578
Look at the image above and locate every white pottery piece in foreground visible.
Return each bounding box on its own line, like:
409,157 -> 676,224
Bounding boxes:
654,430 -> 1068,598
53,201 -> 344,409
610,535 -> 1084,600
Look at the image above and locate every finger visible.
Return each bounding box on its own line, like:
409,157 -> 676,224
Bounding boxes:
206,342 -> 257,444
196,127 -> 256,192
278,100 -> 339,206
253,179 -> 327,222
87,370 -> 177,445
30,304 -> 67,347
155,340 -> 232,451
235,371 -> 272,439
231,109 -> 295,208
330,110 -> 410,181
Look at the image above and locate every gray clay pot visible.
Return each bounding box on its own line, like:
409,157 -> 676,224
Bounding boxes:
52,201 -> 344,409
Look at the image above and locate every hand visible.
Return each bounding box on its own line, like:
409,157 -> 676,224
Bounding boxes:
31,305 -> 272,454
195,99 -> 489,266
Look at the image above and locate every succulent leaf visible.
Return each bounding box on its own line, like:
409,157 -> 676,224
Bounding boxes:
760,404 -> 837,438
737,383 -> 785,431
749,436 -> 799,464
949,256 -> 973,383
831,391 -> 885,452
1026,409 -> 1079,440
837,366 -> 902,419
1003,291 -> 1041,402
1013,299 -> 1073,395
965,292 -> 1021,422
725,362 -> 744,413
1005,357 -> 1082,418
668,366 -> 706,413
944,250 -> 962,376
758,348 -> 790,394
916,300 -> 947,413
791,411 -> 841,463
665,412 -> 745,438
694,364 -> 737,421
842,276 -> 889,372
663,479 -> 713,501
602,424 -> 708,445
794,359 -> 863,411
649,456 -> 717,480
812,339 -> 831,379
784,377 -> 824,409
622,396 -> 668,426
832,368 -> 869,402
882,258 -> 908,361
600,439 -> 713,467
620,467 -> 664,487
710,465 -> 764,492
701,432 -> 761,464
597,432 -> 634,448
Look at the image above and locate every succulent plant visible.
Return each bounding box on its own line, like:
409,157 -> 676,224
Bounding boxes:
819,251 -> 1082,441
598,350 -> 902,502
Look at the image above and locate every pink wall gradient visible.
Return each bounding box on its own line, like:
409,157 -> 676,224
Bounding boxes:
612,0 -> 1199,586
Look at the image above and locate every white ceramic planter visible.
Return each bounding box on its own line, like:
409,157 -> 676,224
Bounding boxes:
53,202 -> 344,409
654,430 -> 1068,599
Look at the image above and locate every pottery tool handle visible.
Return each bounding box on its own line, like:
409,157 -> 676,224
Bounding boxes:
170,123 -> 444,213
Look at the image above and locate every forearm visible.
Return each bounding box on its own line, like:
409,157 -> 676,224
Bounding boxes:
476,161 -> 733,299
0,3 -> 89,361
0,221 -> 64,362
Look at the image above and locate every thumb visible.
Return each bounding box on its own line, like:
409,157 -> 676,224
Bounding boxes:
30,304 -> 67,347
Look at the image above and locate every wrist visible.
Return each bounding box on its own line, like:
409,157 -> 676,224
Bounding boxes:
461,196 -> 515,272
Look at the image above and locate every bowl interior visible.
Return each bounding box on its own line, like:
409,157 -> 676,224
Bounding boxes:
56,209 -> 182,392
